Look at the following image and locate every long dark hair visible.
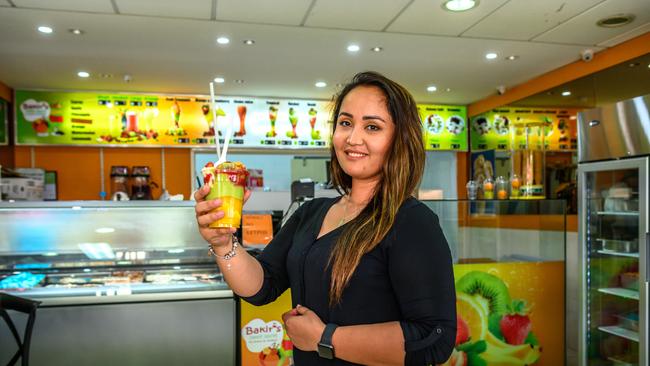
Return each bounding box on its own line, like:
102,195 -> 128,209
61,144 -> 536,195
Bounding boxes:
328,71 -> 425,306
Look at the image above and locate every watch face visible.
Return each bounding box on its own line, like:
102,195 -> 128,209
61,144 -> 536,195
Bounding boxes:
318,343 -> 334,359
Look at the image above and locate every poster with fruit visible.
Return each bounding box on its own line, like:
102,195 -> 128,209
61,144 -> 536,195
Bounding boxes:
240,290 -> 294,366
418,104 -> 468,151
445,261 -> 564,366
470,108 -> 577,152
14,90 -> 332,149
0,98 -> 7,145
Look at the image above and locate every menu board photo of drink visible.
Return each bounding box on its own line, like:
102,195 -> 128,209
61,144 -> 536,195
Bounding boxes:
14,90 -> 333,149
470,107 -> 577,151
417,104 -> 468,151
0,98 -> 7,145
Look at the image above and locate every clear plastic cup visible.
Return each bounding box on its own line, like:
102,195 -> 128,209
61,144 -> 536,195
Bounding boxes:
202,161 -> 249,228
466,180 -> 478,200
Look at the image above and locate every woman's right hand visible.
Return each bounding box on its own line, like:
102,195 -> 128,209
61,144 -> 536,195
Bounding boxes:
194,185 -> 251,248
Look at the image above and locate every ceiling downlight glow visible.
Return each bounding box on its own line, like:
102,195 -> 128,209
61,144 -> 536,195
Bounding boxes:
485,52 -> 498,60
38,26 -> 53,34
315,81 -> 327,88
347,44 -> 360,52
216,37 -> 230,45
443,0 -> 478,12
77,71 -> 90,78
427,85 -> 437,92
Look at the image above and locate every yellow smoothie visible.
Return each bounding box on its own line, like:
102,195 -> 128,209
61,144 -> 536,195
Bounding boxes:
202,161 -> 248,228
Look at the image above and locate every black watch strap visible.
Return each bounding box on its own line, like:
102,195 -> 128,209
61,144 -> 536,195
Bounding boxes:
317,323 -> 338,359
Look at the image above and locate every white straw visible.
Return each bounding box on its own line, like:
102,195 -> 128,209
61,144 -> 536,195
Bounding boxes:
209,82 -> 221,160
219,119 -> 233,165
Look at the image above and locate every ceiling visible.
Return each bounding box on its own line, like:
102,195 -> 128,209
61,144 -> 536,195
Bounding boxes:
0,0 -> 649,105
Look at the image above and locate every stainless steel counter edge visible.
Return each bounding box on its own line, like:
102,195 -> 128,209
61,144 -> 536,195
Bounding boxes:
33,289 -> 234,307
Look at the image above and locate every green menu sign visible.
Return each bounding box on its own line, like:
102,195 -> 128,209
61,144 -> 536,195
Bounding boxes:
418,104 -> 468,151
0,99 -> 7,145
15,90 -> 332,149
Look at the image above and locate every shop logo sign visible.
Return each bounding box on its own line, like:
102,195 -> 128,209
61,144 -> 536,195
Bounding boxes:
20,99 -> 51,122
241,318 -> 284,352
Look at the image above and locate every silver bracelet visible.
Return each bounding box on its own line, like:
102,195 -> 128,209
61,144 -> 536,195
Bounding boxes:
208,235 -> 239,260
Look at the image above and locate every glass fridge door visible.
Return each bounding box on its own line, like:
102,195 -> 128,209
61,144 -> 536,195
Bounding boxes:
580,157 -> 648,366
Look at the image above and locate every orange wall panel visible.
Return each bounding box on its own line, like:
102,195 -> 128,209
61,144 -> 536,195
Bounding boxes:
33,146 -> 102,200
14,146 -> 33,168
102,148 -> 163,199
163,148 -> 191,198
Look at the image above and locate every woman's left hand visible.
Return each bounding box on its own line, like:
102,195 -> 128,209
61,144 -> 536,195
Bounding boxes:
282,305 -> 326,352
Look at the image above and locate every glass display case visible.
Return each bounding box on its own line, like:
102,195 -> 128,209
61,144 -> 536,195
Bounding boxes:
579,158 -> 648,366
0,200 -> 231,304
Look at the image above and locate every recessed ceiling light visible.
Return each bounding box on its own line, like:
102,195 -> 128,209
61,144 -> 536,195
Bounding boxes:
216,37 -> 230,45
628,62 -> 640,68
597,14 -> 635,28
95,227 -> 115,233
506,55 -> 519,61
445,88 -> 452,92
315,81 -> 327,88
562,91 -> 571,96
99,73 -> 113,79
336,83 -> 344,88
427,85 -> 437,92
485,52 -> 498,60
69,28 -> 84,35
347,44 -> 360,52
214,77 -> 225,83
648,63 -> 650,68
77,71 -> 90,78
243,39 -> 255,45
443,0 -> 478,12
234,79 -> 245,84
38,26 -> 53,34
371,47 -> 383,52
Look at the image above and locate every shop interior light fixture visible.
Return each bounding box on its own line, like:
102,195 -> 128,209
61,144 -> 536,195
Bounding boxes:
95,227 -> 115,234
485,52 -> 498,60
315,81 -> 327,88
234,79 -> 245,84
506,55 -> 519,61
216,37 -> 230,45
214,77 -> 225,83
371,47 -> 383,52
597,14 -> 635,28
347,44 -> 360,52
243,39 -> 255,45
443,0 -> 478,12
69,28 -> 84,35
445,88 -> 452,92
562,91 -> 572,96
37,26 -> 53,34
168,249 -> 185,254
427,85 -> 437,92
77,71 -> 90,78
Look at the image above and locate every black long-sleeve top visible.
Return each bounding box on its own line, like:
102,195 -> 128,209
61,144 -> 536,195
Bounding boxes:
242,196 -> 456,365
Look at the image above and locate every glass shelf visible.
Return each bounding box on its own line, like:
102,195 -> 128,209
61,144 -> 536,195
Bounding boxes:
595,211 -> 640,216
597,287 -> 639,300
598,325 -> 639,342
596,249 -> 639,258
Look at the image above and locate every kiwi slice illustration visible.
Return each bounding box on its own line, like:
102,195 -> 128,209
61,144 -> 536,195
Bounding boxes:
456,271 -> 511,315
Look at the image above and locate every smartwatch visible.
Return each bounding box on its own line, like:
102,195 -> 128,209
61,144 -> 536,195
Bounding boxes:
317,323 -> 338,359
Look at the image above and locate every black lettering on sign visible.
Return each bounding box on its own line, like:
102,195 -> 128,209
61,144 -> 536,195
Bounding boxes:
71,107 -> 82,110
146,101 -> 158,107
216,99 -> 229,103
71,100 -> 83,104
114,100 -> 126,106
72,137 -> 91,141
71,125 -> 84,129
263,140 -> 276,145
451,143 -> 460,149
560,145 -> 568,149
447,108 -> 461,112
234,100 -> 244,104
498,144 -> 508,149
177,138 -> 190,144
478,144 -> 487,149
232,139 -> 244,145
307,103 -> 316,107
71,131 -> 95,135
195,98 -> 208,103
245,100 -> 254,104
175,98 -> 191,102
98,100 -> 110,106
315,141 -> 326,146
166,98 -> 174,101
266,101 -> 280,105
195,138 -> 209,144
130,101 -> 142,107
298,141 -> 309,146
280,140 -> 292,146
288,102 -> 299,106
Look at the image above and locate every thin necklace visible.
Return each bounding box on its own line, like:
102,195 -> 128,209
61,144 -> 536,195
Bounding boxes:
338,197 -> 349,227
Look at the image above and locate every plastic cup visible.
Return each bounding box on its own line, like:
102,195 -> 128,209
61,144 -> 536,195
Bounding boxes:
202,161 -> 249,228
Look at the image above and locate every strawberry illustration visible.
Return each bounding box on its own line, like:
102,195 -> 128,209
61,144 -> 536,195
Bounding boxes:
499,300 -> 531,345
203,173 -> 212,185
204,162 -> 214,168
455,317 -> 469,346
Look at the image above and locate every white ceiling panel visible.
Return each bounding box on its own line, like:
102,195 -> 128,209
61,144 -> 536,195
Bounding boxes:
304,0 -> 411,31
12,0 -> 114,13
387,0 -> 509,36
534,0 -> 650,45
464,0 -> 604,41
216,0 -> 313,26
1,0 -> 11,7
597,22 -> 650,47
115,0 -> 212,20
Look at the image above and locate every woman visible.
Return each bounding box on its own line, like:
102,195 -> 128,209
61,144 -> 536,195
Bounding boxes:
194,71 -> 456,365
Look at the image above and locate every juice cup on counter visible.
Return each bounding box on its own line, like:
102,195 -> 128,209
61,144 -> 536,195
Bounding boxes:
202,161 -> 249,228
510,174 -> 521,198
482,177 -> 494,199
496,176 -> 508,200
